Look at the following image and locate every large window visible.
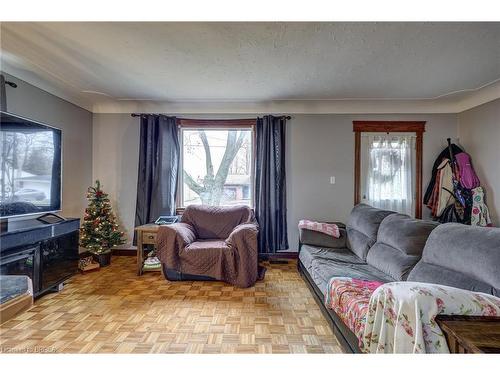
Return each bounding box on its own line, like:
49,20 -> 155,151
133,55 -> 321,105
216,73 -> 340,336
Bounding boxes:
180,126 -> 253,207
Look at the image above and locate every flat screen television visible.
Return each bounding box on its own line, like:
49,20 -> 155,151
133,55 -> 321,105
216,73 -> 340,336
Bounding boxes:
0,111 -> 62,218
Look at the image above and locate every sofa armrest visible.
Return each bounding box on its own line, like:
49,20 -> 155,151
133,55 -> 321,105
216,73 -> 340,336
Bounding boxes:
299,222 -> 347,249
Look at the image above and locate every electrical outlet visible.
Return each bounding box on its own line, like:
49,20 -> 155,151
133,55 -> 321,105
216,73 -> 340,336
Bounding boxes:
330,176 -> 336,185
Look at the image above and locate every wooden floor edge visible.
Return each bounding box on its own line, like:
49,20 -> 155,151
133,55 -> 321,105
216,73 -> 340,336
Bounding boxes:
0,293 -> 33,324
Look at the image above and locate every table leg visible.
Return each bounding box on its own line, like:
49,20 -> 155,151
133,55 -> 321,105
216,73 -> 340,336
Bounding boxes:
137,231 -> 143,276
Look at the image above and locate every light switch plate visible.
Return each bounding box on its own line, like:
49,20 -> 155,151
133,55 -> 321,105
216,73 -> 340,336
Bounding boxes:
330,176 -> 336,184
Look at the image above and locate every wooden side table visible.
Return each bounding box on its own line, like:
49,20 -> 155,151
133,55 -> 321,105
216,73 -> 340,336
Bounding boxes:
436,315 -> 500,353
135,224 -> 160,276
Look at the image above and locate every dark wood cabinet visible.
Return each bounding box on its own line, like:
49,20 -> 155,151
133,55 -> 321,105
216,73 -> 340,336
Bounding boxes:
0,218 -> 80,298
436,315 -> 500,353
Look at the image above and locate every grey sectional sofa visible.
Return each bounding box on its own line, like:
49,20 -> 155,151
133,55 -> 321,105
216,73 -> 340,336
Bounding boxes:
297,203 -> 500,353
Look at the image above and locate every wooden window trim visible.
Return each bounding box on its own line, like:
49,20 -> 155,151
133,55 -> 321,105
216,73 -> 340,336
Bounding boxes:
353,121 -> 426,219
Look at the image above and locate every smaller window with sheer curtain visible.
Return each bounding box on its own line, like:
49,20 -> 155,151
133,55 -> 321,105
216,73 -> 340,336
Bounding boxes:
360,133 -> 416,216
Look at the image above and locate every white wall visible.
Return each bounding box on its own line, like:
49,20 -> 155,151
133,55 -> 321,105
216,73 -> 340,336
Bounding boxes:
286,114 -> 458,248
458,99 -> 500,225
2,72 -> 93,219
93,112 -> 458,248
92,114 -> 140,241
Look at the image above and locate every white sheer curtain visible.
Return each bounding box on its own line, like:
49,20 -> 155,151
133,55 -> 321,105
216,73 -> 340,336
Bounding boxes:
364,134 -> 414,216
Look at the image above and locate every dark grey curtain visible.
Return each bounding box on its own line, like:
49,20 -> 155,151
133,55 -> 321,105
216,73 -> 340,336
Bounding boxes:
134,115 -> 179,232
254,115 -> 288,254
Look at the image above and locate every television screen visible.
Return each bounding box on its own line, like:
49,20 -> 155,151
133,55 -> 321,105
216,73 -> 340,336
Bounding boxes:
0,111 -> 62,218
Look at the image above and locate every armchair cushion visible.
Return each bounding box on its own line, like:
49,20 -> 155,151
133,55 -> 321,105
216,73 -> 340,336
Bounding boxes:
186,240 -> 229,252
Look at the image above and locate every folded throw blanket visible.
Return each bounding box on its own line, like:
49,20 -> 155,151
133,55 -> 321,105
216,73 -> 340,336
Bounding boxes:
298,220 -> 340,238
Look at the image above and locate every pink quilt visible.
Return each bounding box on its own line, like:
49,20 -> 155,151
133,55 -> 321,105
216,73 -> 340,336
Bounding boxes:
324,278 -> 383,344
298,220 -> 340,238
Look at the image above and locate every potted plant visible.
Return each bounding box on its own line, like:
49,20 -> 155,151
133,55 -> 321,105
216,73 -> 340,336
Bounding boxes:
79,180 -> 124,267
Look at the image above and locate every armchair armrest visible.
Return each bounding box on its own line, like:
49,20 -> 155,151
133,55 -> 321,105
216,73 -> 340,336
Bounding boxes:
299,221 -> 346,249
170,222 -> 197,245
226,223 -> 259,248
157,222 -> 196,249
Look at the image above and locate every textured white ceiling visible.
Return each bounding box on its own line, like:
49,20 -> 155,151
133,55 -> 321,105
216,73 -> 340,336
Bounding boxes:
1,22 -> 499,112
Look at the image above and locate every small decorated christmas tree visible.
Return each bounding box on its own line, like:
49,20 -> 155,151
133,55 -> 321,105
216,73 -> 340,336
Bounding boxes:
80,180 -> 124,254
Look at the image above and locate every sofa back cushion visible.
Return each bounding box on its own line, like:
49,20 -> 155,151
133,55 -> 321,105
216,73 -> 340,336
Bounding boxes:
366,214 -> 439,280
408,223 -> 500,296
181,205 -> 254,239
346,204 -> 395,260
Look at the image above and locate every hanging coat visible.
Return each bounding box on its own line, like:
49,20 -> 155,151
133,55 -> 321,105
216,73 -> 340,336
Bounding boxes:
435,159 -> 455,217
424,143 -> 463,205
455,152 -> 480,189
426,167 -> 442,217
471,187 -> 492,226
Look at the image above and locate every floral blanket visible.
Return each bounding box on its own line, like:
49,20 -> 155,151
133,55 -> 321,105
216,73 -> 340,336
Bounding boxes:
298,220 -> 340,238
325,278 -> 500,353
325,278 -> 384,342
363,282 -> 500,353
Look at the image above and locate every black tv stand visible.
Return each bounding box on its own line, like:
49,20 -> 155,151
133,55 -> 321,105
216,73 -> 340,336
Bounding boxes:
0,217 -> 80,298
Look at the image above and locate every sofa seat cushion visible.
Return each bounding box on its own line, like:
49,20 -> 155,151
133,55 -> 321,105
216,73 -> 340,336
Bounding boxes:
346,204 -> 395,260
408,223 -> 500,296
310,257 -> 394,295
299,244 -> 366,273
366,214 -> 439,281
324,278 -> 384,343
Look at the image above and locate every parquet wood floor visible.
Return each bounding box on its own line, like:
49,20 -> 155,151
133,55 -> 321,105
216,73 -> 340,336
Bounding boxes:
0,257 -> 342,354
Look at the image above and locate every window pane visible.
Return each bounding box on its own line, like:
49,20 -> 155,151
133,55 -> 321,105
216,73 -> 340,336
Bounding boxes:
182,129 -> 252,207
361,133 -> 415,216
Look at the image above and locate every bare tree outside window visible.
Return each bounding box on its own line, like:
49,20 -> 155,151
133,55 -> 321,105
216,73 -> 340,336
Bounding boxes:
182,129 -> 252,207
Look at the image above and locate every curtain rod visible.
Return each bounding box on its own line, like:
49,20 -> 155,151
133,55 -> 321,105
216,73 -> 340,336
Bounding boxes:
131,113 -> 291,120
